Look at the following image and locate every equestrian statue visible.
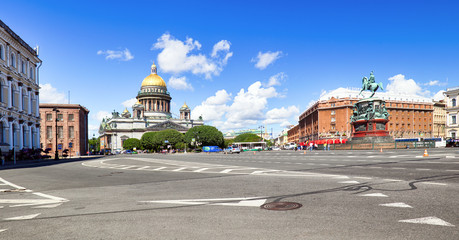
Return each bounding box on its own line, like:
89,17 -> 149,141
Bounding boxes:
358,71 -> 384,98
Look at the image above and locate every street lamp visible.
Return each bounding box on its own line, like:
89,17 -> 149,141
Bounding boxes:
53,107 -> 60,160
258,125 -> 265,141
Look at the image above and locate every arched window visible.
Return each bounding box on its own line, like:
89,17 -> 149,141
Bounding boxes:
21,60 -> 25,74
0,122 -> 3,143
10,53 -> 15,67
453,99 -> 457,107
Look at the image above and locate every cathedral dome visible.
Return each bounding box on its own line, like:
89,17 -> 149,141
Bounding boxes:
141,63 -> 167,88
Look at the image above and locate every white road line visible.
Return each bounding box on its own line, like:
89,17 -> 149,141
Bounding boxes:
445,156 -> 455,158
173,167 -> 187,172
339,181 -> 360,184
391,167 -> 406,170
383,179 -> 402,182
379,202 -> 412,208
4,213 -> 41,221
399,216 -> 455,227
415,168 -> 431,171
368,167 -> 382,169
220,169 -> 234,173
0,229 -> 7,233
420,182 -> 447,186
136,166 -> 150,170
0,177 -> 26,189
446,170 -> 459,172
361,193 -> 388,197
194,168 -> 209,172
153,167 -> 167,171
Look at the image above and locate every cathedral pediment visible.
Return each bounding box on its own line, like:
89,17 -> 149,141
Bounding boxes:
147,120 -> 189,132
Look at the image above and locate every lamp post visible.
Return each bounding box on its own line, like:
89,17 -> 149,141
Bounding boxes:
258,125 -> 265,141
53,107 -> 60,160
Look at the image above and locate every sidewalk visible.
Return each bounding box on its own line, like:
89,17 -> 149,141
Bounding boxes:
0,155 -> 104,170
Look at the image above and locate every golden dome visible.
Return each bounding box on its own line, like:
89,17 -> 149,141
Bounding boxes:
182,102 -> 188,108
141,63 -> 167,88
123,108 -> 129,113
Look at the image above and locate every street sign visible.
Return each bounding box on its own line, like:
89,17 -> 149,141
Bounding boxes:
57,144 -> 62,150
69,142 -> 73,148
165,140 -> 169,143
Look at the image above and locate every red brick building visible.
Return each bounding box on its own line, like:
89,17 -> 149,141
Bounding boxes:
287,124 -> 299,143
39,104 -> 89,156
295,88 -> 434,142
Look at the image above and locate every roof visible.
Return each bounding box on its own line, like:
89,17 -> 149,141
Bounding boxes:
319,87 -> 433,103
39,103 -> 90,113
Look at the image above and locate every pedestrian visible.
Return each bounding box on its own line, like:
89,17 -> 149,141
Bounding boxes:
323,143 -> 327,151
309,142 -> 313,152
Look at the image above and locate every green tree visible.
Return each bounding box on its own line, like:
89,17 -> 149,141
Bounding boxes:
141,132 -> 159,150
185,126 -> 224,148
155,129 -> 184,149
224,139 -> 234,148
123,138 -> 141,150
88,137 -> 100,153
233,133 -> 261,142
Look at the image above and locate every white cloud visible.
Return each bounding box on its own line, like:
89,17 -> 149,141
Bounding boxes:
432,90 -> 445,101
97,48 -> 134,61
265,72 -> 287,87
122,98 -> 137,108
152,33 -> 232,79
386,74 -> 430,96
192,90 -> 231,121
168,76 -> 193,91
252,51 -> 282,70
92,111 -> 110,122
263,106 -> 299,125
39,83 -> 67,104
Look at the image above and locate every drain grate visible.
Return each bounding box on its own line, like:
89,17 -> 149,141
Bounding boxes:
260,202 -> 302,211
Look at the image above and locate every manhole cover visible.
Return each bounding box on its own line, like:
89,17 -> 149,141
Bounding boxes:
260,202 -> 302,211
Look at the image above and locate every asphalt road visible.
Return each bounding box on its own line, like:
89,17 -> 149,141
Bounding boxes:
0,148 -> 458,240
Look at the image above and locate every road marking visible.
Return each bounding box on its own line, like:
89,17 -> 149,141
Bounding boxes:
4,213 -> 41,221
399,217 -> 455,227
379,202 -> 412,208
339,181 -> 360,184
173,167 -> 187,172
415,168 -> 431,171
153,167 -> 167,170
194,168 -> 209,172
220,169 -> 234,173
383,179 -> 402,182
354,177 -> 372,180
446,170 -> 459,172
136,166 -> 150,170
420,182 -> 447,186
391,167 -> 406,170
445,156 -> 455,158
361,193 -> 388,197
139,197 -> 267,208
32,203 -> 63,208
0,229 -> 7,233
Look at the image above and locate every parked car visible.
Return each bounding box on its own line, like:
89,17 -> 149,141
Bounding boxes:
224,146 -> 241,154
272,147 -> 281,151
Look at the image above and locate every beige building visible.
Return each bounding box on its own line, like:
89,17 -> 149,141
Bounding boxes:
444,87 -> 459,139
39,104 -> 89,156
433,100 -> 446,139
0,19 -> 41,152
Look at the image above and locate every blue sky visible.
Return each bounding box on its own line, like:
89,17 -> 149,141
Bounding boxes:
1,0 -> 458,137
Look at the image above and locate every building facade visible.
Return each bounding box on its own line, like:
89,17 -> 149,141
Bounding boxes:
297,88 -> 434,142
444,87 -> 459,139
433,100 -> 446,139
98,64 -> 203,152
287,124 -> 299,143
0,19 -> 41,152
39,104 -> 89,156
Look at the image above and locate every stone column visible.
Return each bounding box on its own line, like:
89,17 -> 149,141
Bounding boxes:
7,80 -> 12,108
18,85 -> 23,111
19,124 -> 23,149
8,122 -> 13,150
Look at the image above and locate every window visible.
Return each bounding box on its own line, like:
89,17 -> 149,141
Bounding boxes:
68,126 -> 74,139
452,132 -> 456,139
0,45 -> 3,60
57,114 -> 63,121
46,126 -> 52,139
453,116 -> 457,125
46,114 -> 52,121
10,53 -> 15,67
58,126 -> 64,138
453,99 -> 457,107
331,110 -> 335,115
21,60 -> 25,74
68,114 -> 74,121
331,117 -> 336,122
29,67 -> 34,79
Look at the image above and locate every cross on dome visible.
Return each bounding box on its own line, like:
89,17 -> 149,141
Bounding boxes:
151,63 -> 157,74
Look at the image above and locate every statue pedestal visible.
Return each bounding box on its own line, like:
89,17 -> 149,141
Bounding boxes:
350,98 -> 393,143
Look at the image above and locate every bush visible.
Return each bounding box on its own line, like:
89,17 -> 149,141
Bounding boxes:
123,138 -> 141,150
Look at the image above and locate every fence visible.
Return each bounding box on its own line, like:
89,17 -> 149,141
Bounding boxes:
328,141 -> 435,150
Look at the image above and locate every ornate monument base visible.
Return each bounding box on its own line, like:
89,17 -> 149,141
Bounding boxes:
349,98 -> 393,143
